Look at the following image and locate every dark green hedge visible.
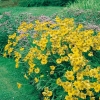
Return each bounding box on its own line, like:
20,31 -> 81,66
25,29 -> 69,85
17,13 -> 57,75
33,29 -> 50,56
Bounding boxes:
18,0 -> 75,7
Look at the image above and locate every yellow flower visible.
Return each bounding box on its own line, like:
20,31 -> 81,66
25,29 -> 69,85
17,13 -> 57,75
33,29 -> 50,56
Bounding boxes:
76,72 -> 83,81
56,78 -> 62,86
13,42 -> 17,46
20,47 -> 24,51
90,97 -> 95,100
34,67 -> 40,74
50,65 -> 55,70
73,81 -> 81,89
21,28 -> 27,33
42,92 -> 47,96
17,82 -> 22,89
47,91 -> 52,97
55,16 -> 61,23
88,52 -> 93,56
28,23 -> 34,29
15,58 -> 19,62
89,68 -> 98,78
73,66 -> 80,72
94,84 -> 100,92
3,53 -> 7,57
72,97 -> 78,100
62,56 -> 69,62
67,88 -> 74,96
24,74 -> 28,79
8,33 -> 16,39
46,51 -> 51,56
44,87 -> 49,92
65,95 -> 73,100
34,77 -> 39,83
21,21 -> 27,26
8,47 -> 14,55
65,71 -> 74,80
28,67 -> 34,75
16,36 -> 20,42
56,58 -> 62,64
4,44 -> 11,51
73,89 -> 80,96
79,92 -> 86,99
77,24 -> 83,30
14,51 -> 21,58
15,62 -> 19,68
42,87 -> 52,97
86,90 -> 94,96
50,71 -> 54,75
41,59 -> 47,65
44,97 -> 50,100
97,67 -> 100,72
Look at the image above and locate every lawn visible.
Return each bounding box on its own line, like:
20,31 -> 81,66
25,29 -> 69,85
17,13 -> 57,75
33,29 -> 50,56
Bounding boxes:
0,56 -> 40,100
0,7 -> 64,16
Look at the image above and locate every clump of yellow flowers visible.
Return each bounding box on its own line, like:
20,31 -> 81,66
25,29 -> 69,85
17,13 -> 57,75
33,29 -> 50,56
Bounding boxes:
3,16 -> 100,100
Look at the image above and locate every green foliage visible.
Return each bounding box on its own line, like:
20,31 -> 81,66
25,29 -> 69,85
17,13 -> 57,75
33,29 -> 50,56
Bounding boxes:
0,13 -> 16,54
57,9 -> 100,32
66,0 -> 100,11
18,0 -> 75,7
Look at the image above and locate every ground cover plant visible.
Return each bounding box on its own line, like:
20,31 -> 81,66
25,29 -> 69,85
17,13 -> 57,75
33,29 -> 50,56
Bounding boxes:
3,16 -> 100,100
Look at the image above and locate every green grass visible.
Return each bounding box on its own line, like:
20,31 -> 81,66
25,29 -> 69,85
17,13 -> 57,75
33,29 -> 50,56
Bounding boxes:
0,6 -> 64,16
66,0 -> 100,11
0,57 -> 39,100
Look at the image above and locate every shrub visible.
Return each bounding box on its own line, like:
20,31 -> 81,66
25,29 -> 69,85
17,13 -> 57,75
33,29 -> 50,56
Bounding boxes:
3,17 -> 100,100
18,0 -> 75,7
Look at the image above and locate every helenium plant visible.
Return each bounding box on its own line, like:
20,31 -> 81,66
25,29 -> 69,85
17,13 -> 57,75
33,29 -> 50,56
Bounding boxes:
3,17 -> 100,100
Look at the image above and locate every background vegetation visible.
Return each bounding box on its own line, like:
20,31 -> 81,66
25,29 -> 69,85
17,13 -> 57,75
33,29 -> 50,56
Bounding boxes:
0,0 -> 75,7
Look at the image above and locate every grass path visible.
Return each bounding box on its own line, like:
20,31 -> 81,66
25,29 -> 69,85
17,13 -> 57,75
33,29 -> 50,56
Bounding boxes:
0,57 -> 39,100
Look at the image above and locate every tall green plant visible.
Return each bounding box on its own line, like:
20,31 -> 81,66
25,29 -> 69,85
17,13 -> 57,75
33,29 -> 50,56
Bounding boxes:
66,0 -> 100,11
18,0 -> 75,7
